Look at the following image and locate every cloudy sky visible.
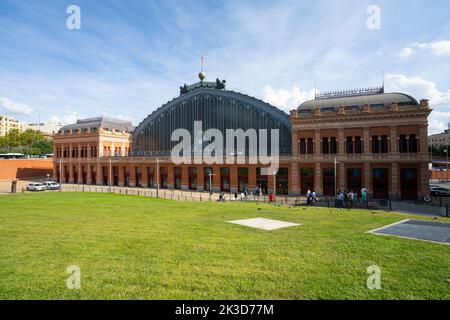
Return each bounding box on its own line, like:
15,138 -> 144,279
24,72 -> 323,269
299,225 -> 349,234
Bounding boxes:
0,0 -> 449,134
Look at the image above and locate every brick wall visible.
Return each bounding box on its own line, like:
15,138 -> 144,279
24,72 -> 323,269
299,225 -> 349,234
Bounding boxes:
0,159 -> 53,180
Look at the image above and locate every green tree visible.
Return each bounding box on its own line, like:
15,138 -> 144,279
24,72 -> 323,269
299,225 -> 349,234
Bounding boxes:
0,129 -> 52,155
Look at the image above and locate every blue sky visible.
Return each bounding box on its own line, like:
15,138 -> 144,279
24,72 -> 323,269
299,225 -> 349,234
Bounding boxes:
1,0 -> 450,133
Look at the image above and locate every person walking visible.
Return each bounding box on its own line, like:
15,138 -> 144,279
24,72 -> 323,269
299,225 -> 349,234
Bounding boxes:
361,188 -> 368,206
336,190 -> 344,209
347,190 -> 354,210
311,190 -> 317,203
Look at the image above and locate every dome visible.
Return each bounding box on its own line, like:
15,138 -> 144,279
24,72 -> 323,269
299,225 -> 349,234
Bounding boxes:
298,92 -> 419,111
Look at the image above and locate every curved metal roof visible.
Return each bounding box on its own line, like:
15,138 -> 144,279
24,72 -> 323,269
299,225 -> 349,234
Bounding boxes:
134,87 -> 291,136
298,92 -> 418,111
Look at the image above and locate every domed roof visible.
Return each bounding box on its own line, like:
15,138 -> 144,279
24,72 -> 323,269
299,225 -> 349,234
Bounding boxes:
298,92 -> 418,111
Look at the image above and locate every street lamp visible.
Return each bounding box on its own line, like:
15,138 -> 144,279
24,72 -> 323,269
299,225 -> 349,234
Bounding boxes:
208,169 -> 215,200
446,147 -> 449,183
334,156 -> 339,198
273,169 -> 278,201
156,158 -> 166,198
109,157 -> 112,193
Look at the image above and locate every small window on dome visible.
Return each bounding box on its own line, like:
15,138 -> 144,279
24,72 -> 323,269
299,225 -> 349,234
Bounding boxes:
370,103 -> 385,110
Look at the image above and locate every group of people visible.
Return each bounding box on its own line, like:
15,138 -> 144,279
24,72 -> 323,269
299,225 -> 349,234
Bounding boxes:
218,190 -> 249,202
306,189 -> 318,205
305,187 -> 369,208
335,188 -> 368,209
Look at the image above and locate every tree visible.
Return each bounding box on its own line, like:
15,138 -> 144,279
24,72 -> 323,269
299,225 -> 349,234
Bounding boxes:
0,129 -> 52,155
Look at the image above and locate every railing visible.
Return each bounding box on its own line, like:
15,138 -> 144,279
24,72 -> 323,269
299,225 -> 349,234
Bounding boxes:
59,184 -> 385,210
130,148 -> 292,158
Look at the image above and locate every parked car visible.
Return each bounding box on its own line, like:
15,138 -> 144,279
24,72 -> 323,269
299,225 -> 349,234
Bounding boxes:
43,181 -> 60,190
429,187 -> 450,196
26,183 -> 46,192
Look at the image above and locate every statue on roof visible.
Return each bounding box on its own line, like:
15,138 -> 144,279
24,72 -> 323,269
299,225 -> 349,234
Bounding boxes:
215,78 -> 226,90
180,84 -> 188,95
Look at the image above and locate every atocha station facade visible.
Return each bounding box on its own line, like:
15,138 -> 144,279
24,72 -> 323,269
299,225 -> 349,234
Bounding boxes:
53,73 -> 431,200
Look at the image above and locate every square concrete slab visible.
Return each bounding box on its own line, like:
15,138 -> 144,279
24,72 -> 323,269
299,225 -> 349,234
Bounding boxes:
228,218 -> 301,231
367,219 -> 450,245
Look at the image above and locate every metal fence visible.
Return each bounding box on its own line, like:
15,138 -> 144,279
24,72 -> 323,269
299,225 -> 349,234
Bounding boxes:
60,184 -> 384,209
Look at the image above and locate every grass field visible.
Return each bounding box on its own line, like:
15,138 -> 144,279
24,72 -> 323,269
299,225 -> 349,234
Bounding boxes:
0,192 -> 449,300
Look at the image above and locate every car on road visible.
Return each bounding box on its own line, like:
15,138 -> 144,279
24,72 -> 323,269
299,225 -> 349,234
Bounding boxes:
26,183 -> 46,192
429,186 -> 450,196
43,181 -> 60,190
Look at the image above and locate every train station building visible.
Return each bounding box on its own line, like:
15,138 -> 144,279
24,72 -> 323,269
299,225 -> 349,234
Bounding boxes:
53,74 -> 431,200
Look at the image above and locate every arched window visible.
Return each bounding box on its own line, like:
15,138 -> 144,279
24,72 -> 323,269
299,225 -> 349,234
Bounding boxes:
307,138 -> 314,154
299,138 -> 306,155
372,136 -> 380,153
399,135 -> 408,153
355,136 -> 362,154
381,135 -> 389,153
409,134 -> 418,153
322,138 -> 329,154
346,137 -> 353,154
330,137 -> 337,154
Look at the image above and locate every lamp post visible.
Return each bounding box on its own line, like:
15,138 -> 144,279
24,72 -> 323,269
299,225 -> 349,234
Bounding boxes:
273,169 -> 278,200
208,169 -> 215,201
156,158 -> 160,198
334,156 -> 338,198
156,158 -> 166,198
59,158 -> 63,192
109,157 -> 112,193
446,147 -> 449,183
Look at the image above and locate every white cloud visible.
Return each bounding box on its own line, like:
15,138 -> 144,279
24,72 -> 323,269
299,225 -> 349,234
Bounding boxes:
399,40 -> 450,58
261,85 -> 316,112
386,74 -> 450,135
398,47 -> 413,58
429,111 -> 450,135
386,74 -> 450,106
0,97 -> 33,115
48,106 -> 79,125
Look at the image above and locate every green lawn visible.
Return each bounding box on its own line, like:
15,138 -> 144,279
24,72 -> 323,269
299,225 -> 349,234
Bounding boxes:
0,192 -> 449,300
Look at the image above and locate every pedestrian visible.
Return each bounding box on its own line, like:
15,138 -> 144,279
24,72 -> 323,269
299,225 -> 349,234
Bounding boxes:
361,188 -> 368,204
337,190 -> 344,209
311,190 -> 317,203
344,190 -> 350,208
306,189 -> 311,205
348,190 -> 354,209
